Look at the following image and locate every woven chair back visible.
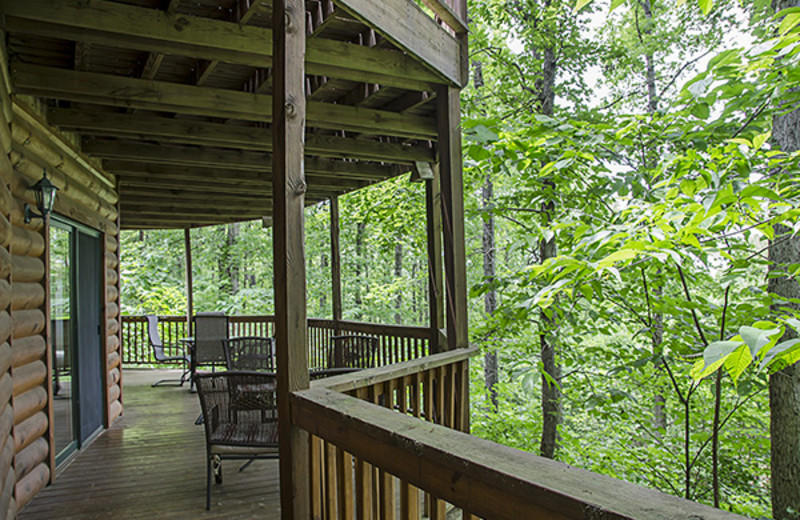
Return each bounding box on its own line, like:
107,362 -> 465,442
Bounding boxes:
223,336 -> 275,371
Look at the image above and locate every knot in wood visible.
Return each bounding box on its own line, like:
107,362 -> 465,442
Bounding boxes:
285,101 -> 297,119
284,9 -> 294,33
294,179 -> 307,195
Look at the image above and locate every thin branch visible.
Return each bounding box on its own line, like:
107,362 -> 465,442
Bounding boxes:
677,264 -> 709,347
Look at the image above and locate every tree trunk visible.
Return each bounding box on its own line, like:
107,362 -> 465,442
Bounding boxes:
394,241 -> 402,324
538,189 -> 561,459
768,224 -> 800,520
226,223 -> 240,296
483,172 -> 499,410
536,0 -> 559,459
769,3 -> 800,516
320,252 -> 328,312
355,221 -> 365,319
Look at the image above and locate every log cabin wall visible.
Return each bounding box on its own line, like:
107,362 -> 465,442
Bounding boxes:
0,30 -> 122,511
0,28 -> 19,520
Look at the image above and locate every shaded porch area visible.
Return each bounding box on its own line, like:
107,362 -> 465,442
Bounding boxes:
18,369 -> 281,520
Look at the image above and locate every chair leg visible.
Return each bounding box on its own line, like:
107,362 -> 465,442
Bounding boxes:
206,455 -> 212,510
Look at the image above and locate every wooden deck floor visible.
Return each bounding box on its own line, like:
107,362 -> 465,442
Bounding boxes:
18,369 -> 281,520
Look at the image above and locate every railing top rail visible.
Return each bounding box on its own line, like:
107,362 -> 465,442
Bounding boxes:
313,346 -> 477,393
292,386 -> 749,520
422,0 -> 468,35
336,319 -> 431,339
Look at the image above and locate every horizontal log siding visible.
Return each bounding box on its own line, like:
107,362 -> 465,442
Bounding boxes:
121,315 -> 429,369
0,94 -> 122,513
0,32 -> 16,517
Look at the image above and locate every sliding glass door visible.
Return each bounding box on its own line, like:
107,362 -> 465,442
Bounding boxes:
50,217 -> 104,465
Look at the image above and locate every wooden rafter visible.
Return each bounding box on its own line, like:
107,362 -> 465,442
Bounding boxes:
3,0 -> 443,91
47,108 -> 435,163
13,64 -> 437,139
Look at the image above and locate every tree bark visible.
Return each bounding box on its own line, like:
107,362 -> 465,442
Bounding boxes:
354,221 -> 365,320
769,2 -> 800,516
394,241 -> 402,324
539,186 -> 561,459
536,0 -> 560,460
768,227 -> 800,520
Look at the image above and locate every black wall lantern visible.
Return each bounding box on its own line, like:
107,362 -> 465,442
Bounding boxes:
24,169 -> 58,224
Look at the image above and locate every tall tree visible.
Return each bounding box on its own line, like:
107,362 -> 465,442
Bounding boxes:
769,5 -> 800,519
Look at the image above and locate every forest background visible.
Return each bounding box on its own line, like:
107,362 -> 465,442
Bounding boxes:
119,0 -> 800,518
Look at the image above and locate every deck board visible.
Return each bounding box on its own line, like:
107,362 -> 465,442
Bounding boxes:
18,369 -> 281,520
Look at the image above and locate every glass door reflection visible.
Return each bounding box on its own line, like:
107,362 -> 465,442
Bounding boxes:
50,224 -> 76,461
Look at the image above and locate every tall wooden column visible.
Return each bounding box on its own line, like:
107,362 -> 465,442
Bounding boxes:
184,228 -> 193,336
437,85 -> 468,351
273,0 -> 310,518
425,174 -> 444,354
330,196 -> 342,335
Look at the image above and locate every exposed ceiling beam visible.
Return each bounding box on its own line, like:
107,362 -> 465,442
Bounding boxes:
13,64 -> 437,139
87,140 -> 403,178
47,108 -> 435,163
2,0 -> 442,91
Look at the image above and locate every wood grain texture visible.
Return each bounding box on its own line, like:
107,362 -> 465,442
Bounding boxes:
13,65 -> 437,139
293,387 -> 750,520
273,1 -> 311,517
4,0 -> 441,90
436,86 -> 468,351
336,0 -> 464,86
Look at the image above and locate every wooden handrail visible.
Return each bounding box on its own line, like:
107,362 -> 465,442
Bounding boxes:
314,346 -> 477,393
120,315 -> 430,367
292,387 -> 749,520
422,0 -> 468,34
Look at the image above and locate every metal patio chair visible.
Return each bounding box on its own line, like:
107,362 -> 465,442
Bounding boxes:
192,312 -> 229,384
195,371 -> 279,510
327,334 -> 379,370
145,314 -> 191,387
223,336 -> 275,371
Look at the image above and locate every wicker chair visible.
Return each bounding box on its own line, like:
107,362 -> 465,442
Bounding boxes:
223,336 -> 274,371
145,315 -> 190,387
195,371 -> 279,510
328,334 -> 379,370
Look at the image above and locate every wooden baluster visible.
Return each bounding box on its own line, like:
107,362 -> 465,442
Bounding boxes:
325,441 -> 338,520
354,387 -> 373,520
448,362 -> 456,428
311,435 -> 323,520
336,448 -> 354,519
399,375 -> 420,519
380,380 -> 396,520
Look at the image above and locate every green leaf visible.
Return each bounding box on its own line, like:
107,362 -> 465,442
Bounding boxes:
740,326 -> 780,357
574,0 -> 592,11
779,12 -> 800,35
753,131 -> 772,150
760,338 -> 800,370
693,340 -> 743,379
597,249 -> 638,267
610,0 -> 625,11
723,344 -> 752,383
698,0 -> 713,15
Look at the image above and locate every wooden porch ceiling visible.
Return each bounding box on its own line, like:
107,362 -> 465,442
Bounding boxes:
2,0 -> 466,229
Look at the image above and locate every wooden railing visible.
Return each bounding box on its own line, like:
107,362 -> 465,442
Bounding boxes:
295,348 -> 749,520
304,348 -> 473,519
120,315 -> 430,368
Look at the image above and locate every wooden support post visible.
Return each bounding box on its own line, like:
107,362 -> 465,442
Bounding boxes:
425,171 -> 444,354
330,196 -> 342,336
436,86 -> 468,351
184,228 -> 193,336
273,1 -> 310,518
